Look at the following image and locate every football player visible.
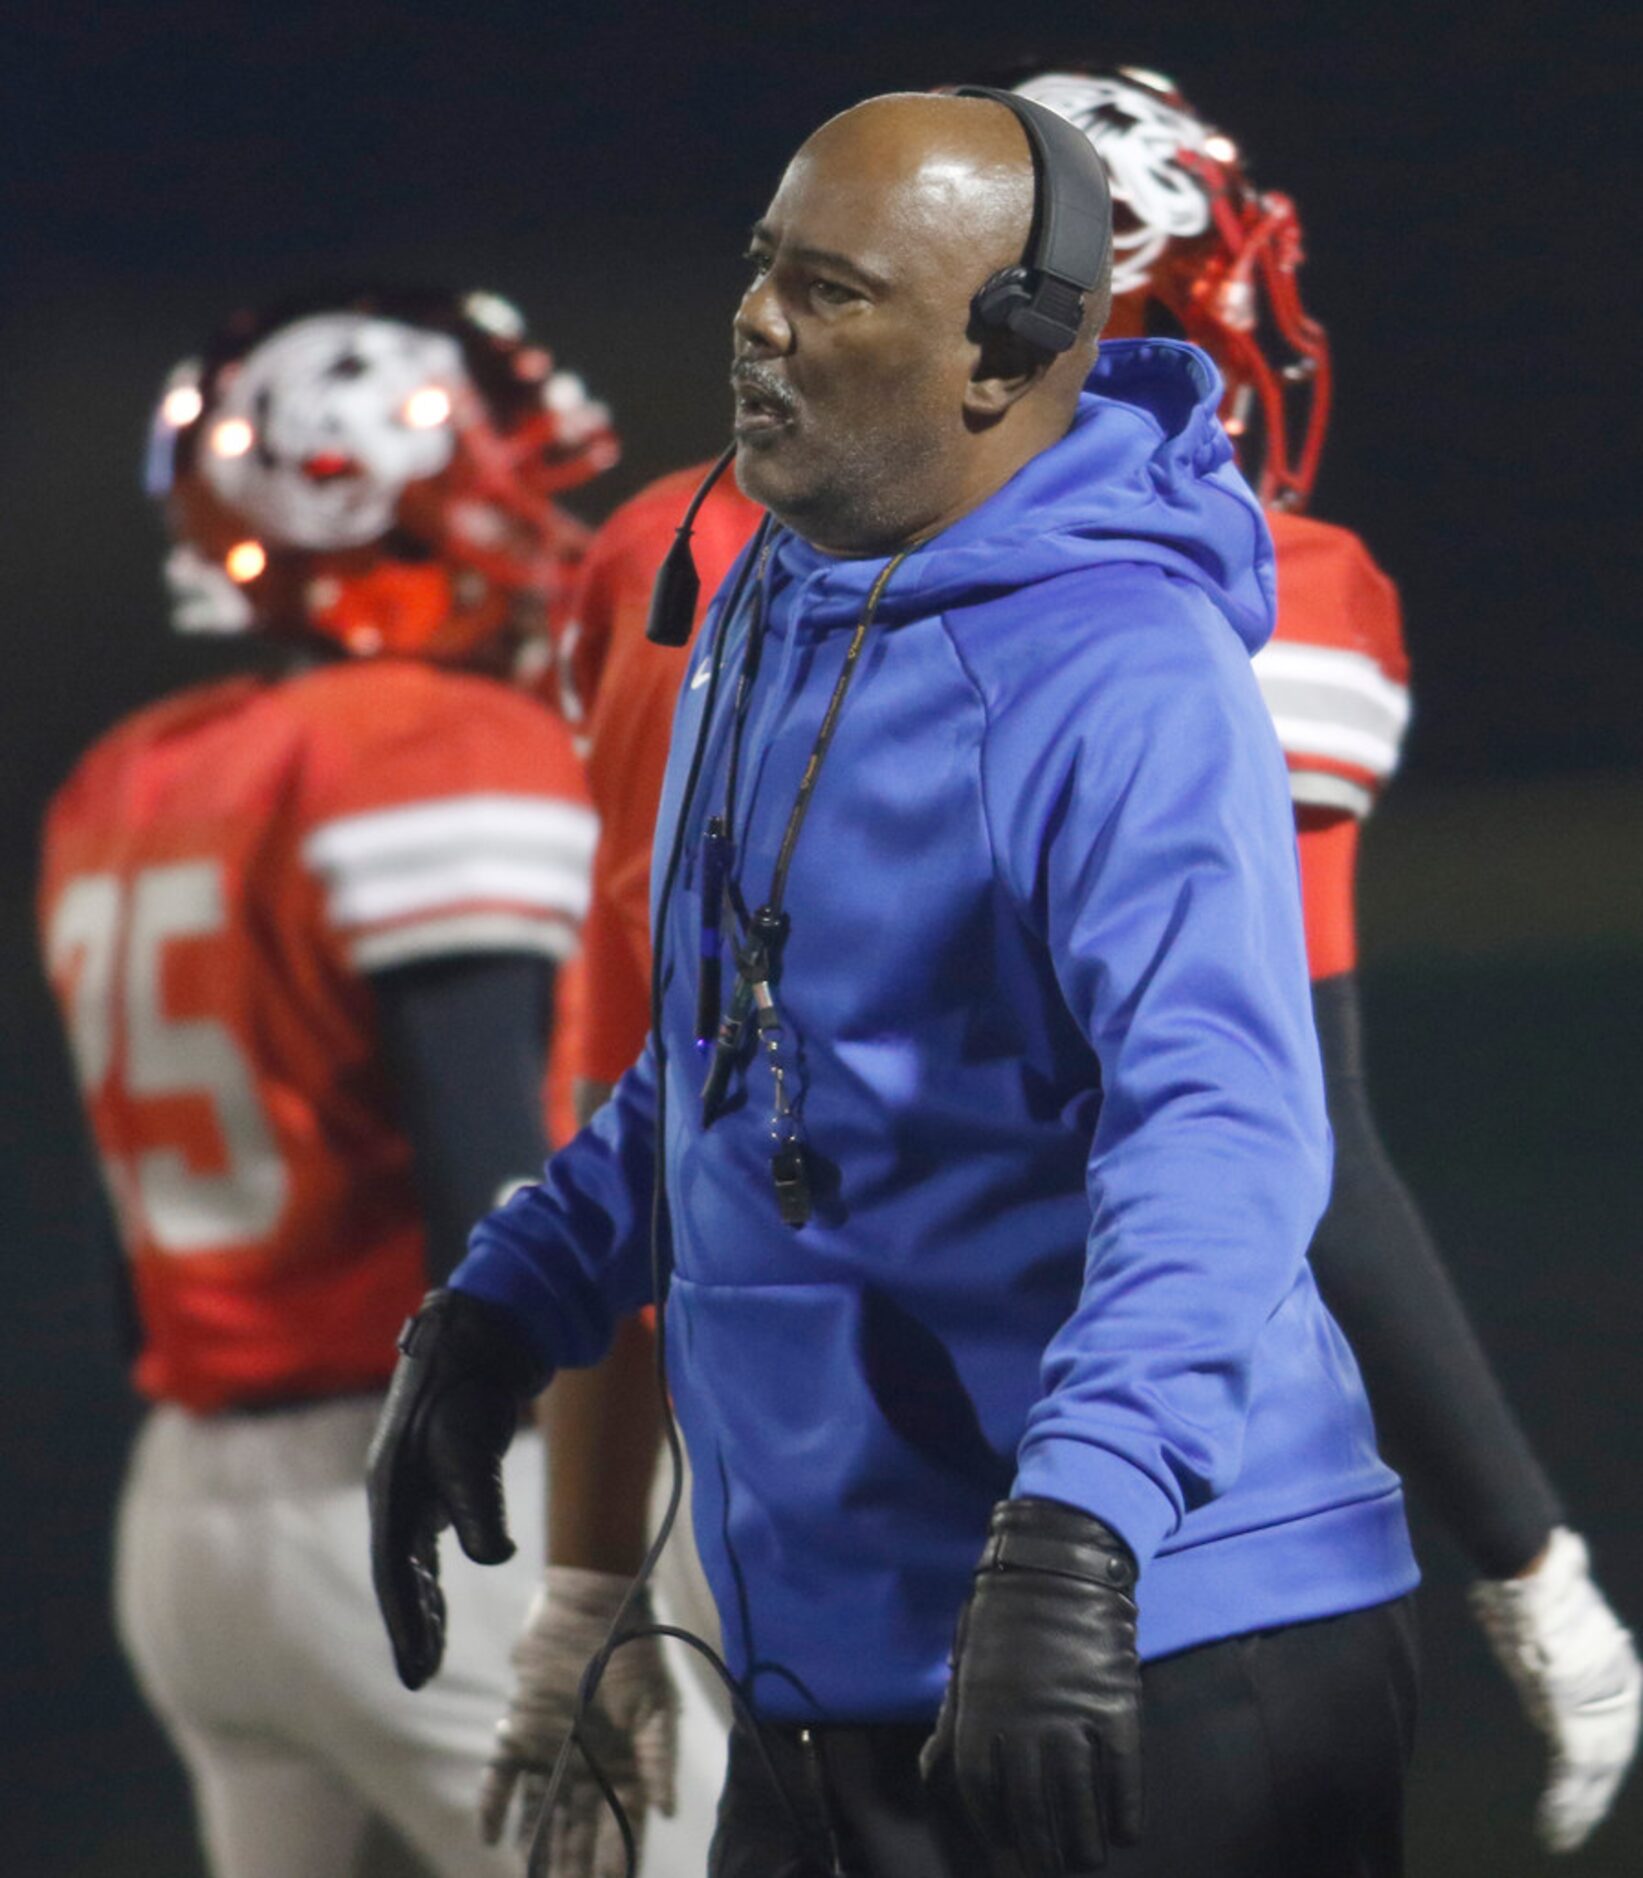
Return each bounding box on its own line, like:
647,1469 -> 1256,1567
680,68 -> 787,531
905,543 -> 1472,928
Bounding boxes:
1022,67 -> 1639,1855
485,70 -> 1638,1862
36,287 -> 694,1878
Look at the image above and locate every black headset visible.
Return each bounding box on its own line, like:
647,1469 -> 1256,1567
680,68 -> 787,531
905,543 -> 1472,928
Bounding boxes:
647,88 -> 1112,650
956,84 -> 1113,357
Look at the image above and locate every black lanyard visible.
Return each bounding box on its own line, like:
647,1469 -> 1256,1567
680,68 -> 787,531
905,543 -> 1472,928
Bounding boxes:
696,546 -> 911,1224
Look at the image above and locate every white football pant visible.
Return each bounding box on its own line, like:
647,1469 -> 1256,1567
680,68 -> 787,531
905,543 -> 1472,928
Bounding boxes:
116,1398 -> 725,1877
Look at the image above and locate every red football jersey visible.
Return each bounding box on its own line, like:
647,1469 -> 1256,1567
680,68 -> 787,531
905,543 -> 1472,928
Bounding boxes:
39,661 -> 595,1412
1259,512 -> 1411,979
555,466 -> 764,1091
1256,512 -> 1410,821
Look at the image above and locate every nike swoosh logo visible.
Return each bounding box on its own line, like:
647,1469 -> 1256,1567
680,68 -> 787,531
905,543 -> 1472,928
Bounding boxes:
691,662 -> 712,690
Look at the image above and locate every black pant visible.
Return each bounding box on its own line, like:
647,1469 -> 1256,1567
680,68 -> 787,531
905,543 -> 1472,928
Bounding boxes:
709,1597 -> 1417,1878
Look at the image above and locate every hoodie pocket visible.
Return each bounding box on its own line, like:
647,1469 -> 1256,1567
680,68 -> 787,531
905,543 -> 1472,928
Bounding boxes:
664,1274 -> 1009,1711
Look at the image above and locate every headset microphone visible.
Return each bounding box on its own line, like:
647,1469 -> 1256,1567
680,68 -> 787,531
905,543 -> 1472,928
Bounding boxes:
644,442 -> 740,646
954,85 -> 1113,357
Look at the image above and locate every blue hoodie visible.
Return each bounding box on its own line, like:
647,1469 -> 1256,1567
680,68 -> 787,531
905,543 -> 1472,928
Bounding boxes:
455,339 -> 1418,1722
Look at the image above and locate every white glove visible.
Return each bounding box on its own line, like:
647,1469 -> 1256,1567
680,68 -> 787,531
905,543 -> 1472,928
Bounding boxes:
1471,1526 -> 1641,1853
479,1566 -> 678,1877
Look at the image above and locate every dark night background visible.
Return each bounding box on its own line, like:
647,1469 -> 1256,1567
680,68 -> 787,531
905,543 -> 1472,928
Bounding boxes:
2,3 -> 1639,1873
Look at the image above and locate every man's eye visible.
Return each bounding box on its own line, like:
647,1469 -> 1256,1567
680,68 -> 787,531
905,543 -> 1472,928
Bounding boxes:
744,249 -> 772,280
811,280 -> 859,306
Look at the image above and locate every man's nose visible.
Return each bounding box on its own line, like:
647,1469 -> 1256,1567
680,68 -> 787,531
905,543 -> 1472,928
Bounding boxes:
733,275 -> 792,358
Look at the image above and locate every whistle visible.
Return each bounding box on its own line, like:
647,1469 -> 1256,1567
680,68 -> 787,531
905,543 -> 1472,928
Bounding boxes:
771,1141 -> 812,1228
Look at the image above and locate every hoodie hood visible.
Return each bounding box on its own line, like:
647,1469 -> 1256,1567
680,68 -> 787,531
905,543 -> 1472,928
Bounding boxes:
769,337 -> 1277,656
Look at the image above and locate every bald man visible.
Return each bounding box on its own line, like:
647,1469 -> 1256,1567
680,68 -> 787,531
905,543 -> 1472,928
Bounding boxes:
368,93 -> 1420,1876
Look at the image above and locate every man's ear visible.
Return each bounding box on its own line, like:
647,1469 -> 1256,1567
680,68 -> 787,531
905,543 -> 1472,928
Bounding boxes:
963,327 -> 1051,421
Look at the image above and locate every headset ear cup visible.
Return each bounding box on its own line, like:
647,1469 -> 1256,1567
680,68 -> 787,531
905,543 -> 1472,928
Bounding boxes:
956,84 -> 1110,357
971,267 -> 1081,361
970,268 -> 1030,339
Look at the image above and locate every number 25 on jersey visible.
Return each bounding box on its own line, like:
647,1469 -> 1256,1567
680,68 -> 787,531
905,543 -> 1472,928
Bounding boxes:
46,860 -> 288,1258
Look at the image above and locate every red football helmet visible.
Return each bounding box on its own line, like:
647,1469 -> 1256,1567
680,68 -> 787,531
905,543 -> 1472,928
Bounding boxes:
145,288 -> 618,666
1010,68 -> 1332,511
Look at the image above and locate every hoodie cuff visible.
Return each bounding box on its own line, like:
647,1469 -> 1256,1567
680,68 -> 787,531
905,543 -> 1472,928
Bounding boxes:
449,1244 -> 571,1378
1012,1439 -> 1182,1574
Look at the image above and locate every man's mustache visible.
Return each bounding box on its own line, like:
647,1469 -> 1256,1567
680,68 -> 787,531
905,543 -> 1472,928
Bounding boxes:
730,361 -> 799,416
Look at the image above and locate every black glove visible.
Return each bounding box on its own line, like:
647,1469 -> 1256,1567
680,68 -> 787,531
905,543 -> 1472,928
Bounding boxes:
920,1497 -> 1143,1877
366,1287 -> 546,1690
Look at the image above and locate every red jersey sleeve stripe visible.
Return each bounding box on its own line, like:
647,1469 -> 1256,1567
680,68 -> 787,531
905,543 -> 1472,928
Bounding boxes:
1287,769 -> 1377,821
1252,642 -> 1411,781
322,853 -> 592,927
349,907 -> 579,972
302,794 -> 597,930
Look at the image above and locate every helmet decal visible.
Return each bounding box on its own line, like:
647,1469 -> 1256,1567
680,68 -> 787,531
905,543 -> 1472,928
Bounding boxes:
1012,71 -> 1212,296
199,315 -> 465,550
